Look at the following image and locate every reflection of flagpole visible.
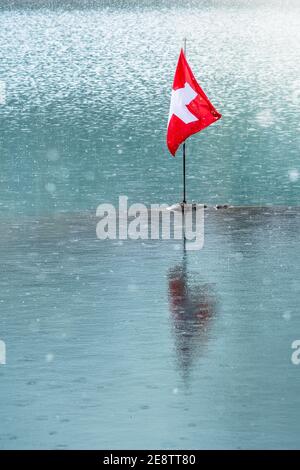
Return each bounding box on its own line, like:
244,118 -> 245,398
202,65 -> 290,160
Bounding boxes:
182,38 -> 187,206
183,232 -> 187,279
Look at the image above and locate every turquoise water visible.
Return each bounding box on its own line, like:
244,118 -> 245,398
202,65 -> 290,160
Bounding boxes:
0,1 -> 300,213
1,207 -> 300,449
0,1 -> 300,450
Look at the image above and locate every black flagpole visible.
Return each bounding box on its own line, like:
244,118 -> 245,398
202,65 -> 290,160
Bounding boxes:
183,142 -> 186,204
182,38 -> 187,206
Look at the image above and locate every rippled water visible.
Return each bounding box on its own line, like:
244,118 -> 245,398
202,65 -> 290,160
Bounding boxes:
1,0 -> 300,214
0,0 -> 300,450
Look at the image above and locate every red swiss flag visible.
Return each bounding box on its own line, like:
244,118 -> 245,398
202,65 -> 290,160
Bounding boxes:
167,49 -> 221,156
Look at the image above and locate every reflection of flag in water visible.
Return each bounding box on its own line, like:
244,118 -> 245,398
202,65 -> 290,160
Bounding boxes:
168,264 -> 216,381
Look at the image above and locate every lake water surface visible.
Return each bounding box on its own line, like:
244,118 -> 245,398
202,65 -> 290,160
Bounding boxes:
0,0 -> 300,449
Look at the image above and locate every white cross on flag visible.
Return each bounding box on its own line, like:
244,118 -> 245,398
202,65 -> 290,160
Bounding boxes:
167,49 -> 221,156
